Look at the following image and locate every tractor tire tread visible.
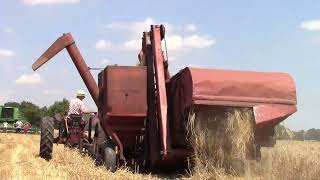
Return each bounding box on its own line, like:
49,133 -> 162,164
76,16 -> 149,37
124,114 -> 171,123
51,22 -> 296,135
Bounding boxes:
39,117 -> 54,160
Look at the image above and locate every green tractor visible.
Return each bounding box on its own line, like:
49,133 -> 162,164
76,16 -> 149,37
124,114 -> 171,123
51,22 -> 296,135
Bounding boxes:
0,106 -> 38,133
0,106 -> 23,130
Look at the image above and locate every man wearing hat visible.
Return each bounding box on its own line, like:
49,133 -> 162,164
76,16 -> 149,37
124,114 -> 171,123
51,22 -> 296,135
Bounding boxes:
65,90 -> 93,139
68,90 -> 88,116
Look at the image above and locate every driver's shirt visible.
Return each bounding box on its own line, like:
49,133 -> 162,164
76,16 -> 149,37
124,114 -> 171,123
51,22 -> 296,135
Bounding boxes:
68,98 -> 87,115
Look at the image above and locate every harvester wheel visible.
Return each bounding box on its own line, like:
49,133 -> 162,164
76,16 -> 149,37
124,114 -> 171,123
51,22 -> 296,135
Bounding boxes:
104,147 -> 117,172
39,117 -> 54,160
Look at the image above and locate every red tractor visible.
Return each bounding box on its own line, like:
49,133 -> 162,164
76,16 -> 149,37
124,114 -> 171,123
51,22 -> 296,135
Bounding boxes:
33,25 -> 297,172
39,113 -> 94,157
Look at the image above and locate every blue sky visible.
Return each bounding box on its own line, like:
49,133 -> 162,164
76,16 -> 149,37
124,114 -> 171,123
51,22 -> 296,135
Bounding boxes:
0,0 -> 319,130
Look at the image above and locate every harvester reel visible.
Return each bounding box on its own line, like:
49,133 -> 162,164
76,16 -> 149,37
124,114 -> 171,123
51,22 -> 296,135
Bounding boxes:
39,117 -> 54,160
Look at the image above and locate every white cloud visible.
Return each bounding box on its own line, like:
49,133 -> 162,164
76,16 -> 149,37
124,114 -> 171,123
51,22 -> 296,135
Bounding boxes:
183,35 -> 216,48
128,17 -> 156,35
184,24 -> 197,32
122,39 -> 141,51
163,34 -> 215,51
104,17 -> 173,37
15,73 -> 43,85
0,89 -> 16,104
103,18 -> 203,36
0,95 -> 9,104
301,20 -> 320,31
100,58 -> 110,66
99,18 -> 215,54
117,34 -> 215,52
164,35 -> 183,51
0,48 -> 15,58
95,40 -> 112,50
168,56 -> 177,61
23,0 -> 80,6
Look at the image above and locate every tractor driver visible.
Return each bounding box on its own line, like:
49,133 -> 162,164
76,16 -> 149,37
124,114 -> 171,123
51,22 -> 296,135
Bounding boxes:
68,90 -> 89,116
67,90 -> 94,138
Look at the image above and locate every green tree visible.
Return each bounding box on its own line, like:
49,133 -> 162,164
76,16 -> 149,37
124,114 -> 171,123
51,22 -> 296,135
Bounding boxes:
305,128 -> 320,141
276,124 -> 294,140
40,106 -> 48,117
4,102 -> 20,108
293,130 -> 305,141
4,101 -> 43,127
19,101 -> 42,127
46,98 -> 69,117
2,99 -> 69,128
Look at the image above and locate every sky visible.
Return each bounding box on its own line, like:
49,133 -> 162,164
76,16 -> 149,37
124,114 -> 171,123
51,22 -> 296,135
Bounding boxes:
0,0 -> 320,130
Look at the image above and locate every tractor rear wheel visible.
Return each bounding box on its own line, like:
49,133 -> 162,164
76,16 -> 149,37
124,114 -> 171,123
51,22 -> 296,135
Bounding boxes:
39,117 -> 54,160
104,146 -> 117,172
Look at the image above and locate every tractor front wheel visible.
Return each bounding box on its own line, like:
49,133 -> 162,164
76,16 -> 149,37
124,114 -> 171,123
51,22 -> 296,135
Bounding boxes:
39,117 -> 54,160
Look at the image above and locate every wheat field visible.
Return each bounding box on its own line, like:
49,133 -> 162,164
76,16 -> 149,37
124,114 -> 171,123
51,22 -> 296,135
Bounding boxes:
0,133 -> 155,180
0,133 -> 319,180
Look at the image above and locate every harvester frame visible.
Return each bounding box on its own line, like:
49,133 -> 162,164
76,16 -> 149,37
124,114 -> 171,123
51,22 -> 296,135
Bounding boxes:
33,24 -> 297,172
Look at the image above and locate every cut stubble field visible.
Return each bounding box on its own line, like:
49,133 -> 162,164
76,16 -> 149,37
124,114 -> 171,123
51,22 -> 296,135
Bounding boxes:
0,133 -> 319,180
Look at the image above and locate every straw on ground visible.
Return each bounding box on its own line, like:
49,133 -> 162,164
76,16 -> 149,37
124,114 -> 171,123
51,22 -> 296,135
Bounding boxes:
0,129 -> 320,179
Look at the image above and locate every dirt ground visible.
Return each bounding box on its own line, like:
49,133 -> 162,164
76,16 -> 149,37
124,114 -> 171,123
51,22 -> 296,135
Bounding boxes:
0,133 -> 320,180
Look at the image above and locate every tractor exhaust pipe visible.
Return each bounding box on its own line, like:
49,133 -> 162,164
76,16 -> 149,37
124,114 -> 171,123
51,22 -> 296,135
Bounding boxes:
32,33 -> 100,107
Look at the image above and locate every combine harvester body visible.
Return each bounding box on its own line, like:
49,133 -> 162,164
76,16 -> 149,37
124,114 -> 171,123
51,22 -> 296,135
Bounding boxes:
33,25 -> 297,170
0,106 -> 29,133
0,106 -> 22,124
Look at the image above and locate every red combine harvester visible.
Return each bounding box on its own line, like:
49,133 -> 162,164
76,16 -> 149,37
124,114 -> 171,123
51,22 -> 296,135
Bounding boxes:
33,25 -> 297,171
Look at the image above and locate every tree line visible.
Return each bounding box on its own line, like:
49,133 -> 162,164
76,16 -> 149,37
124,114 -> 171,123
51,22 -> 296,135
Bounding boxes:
4,99 -> 69,127
276,124 -> 320,141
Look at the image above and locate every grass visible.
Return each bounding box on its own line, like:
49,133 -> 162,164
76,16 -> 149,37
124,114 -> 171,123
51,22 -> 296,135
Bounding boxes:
0,133 -> 320,179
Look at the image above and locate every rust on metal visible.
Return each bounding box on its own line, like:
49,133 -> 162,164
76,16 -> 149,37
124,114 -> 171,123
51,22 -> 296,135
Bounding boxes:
32,33 -> 100,107
151,25 -> 169,156
101,66 -> 147,117
142,31 -> 161,166
253,104 -> 297,127
99,65 -> 147,160
168,67 -> 297,149
65,43 -> 99,106
32,33 -> 74,71
175,67 -> 296,107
